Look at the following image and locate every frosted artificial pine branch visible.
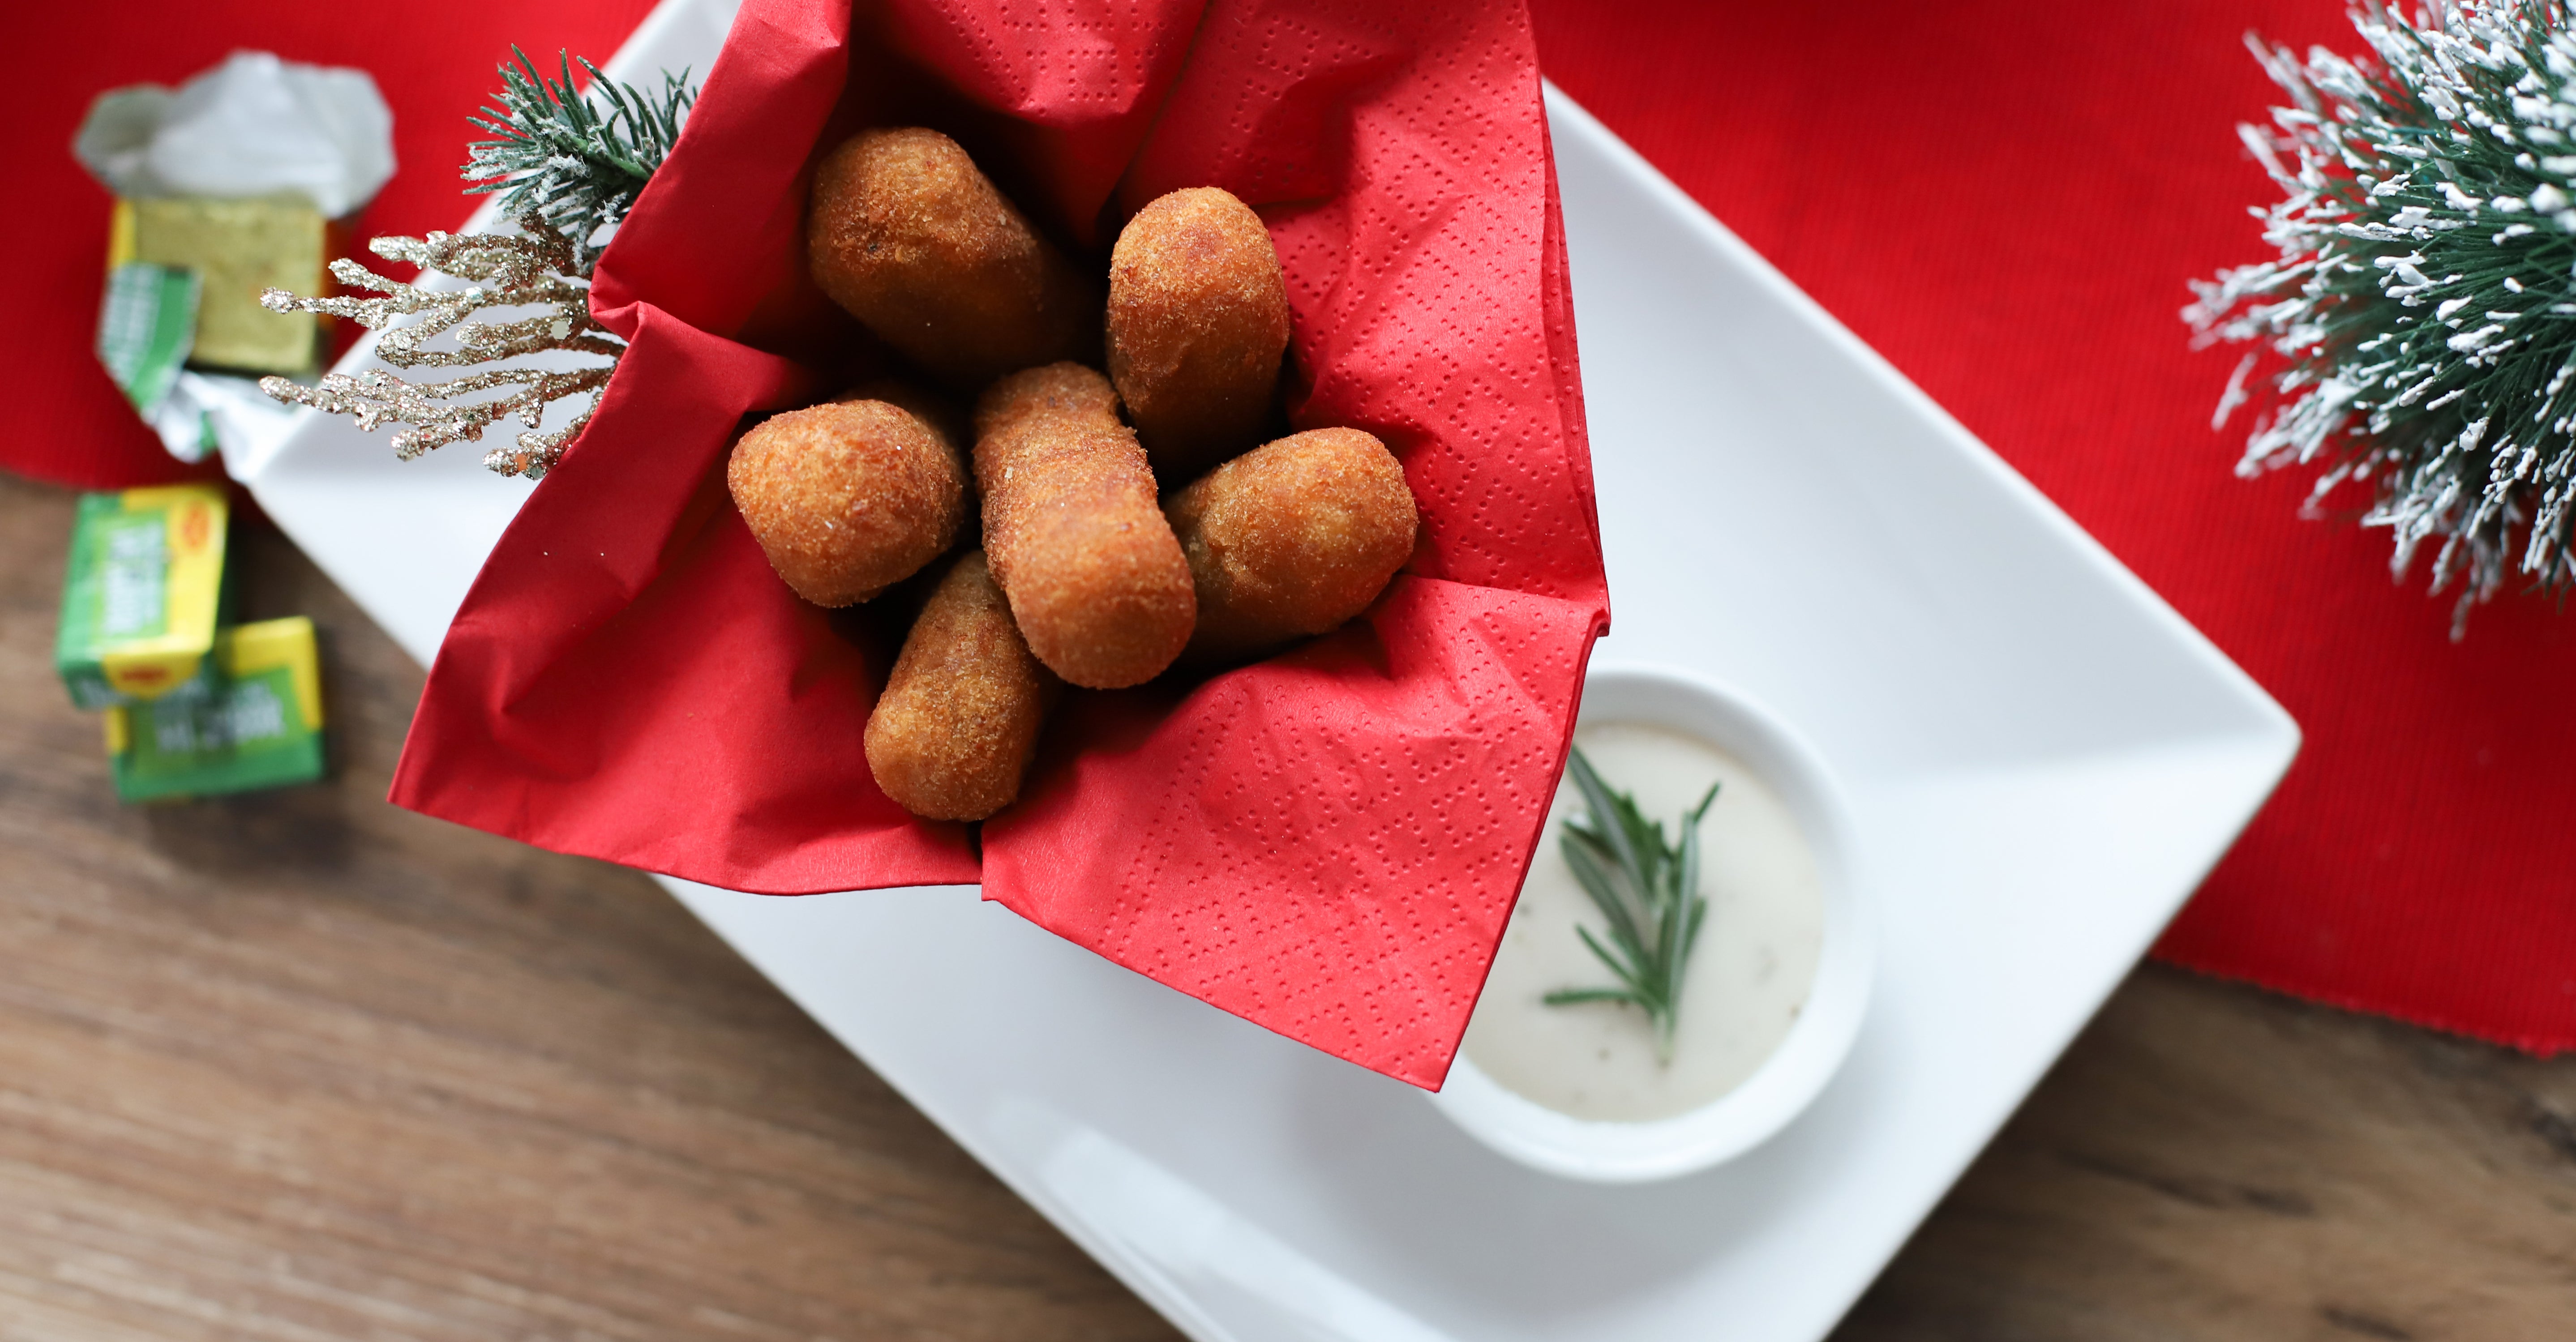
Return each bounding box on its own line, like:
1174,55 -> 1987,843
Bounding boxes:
257,222 -> 621,478
463,48 -> 694,274
2186,0 -> 2576,634
257,52 -> 697,478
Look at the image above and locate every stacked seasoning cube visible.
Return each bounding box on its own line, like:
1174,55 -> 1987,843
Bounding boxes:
54,483 -> 325,801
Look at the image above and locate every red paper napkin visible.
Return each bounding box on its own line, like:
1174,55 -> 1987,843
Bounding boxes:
388,0 -> 1608,1089
1529,0 -> 2576,1054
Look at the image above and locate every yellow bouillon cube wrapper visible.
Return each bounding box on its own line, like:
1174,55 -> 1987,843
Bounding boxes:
104,617 -> 326,803
56,483 -> 230,708
110,195 -> 324,375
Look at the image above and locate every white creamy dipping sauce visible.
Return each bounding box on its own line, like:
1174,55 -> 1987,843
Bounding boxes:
1462,722 -> 1825,1121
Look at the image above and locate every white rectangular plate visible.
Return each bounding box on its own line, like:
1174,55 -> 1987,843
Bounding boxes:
243,6 -> 2298,1337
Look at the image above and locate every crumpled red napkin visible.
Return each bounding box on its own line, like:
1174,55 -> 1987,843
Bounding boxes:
390,0 -> 1607,1088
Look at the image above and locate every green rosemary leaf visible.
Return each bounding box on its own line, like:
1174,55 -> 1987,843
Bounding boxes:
1561,833 -> 1650,962
1564,747 -> 1648,890
1668,780 -> 1718,988
1572,923 -> 1649,997
1543,987 -> 1644,1008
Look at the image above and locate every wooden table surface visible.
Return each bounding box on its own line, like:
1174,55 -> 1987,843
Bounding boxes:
4,471 -> 2572,1342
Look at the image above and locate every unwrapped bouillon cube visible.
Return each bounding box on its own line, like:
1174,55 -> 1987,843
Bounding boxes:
111,195 -> 325,375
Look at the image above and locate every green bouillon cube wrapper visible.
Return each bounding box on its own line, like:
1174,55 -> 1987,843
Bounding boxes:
95,262 -> 200,416
105,617 -> 324,802
56,483 -> 230,709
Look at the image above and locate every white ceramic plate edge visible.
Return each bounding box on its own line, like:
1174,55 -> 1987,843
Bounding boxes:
1538,84 -> 2302,775
653,877 -> 1245,1342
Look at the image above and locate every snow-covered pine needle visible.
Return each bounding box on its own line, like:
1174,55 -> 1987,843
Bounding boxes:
2186,0 -> 2576,634
463,47 -> 693,275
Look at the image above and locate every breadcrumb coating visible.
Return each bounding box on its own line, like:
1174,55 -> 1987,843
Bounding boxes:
973,365 -> 1195,688
834,377 -> 968,453
1164,427 -> 1417,662
865,550 -> 1055,821
1107,187 -> 1291,480
727,399 -> 969,607
973,361 -> 1125,456
808,128 -> 1094,384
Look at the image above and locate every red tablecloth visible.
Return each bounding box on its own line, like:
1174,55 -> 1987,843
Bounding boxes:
1529,0 -> 2576,1054
11,0 -> 2572,1055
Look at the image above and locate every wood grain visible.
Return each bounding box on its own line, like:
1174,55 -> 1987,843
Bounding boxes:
0,475 -> 1174,1342
1837,970 -> 2576,1342
2,472 -> 2570,1340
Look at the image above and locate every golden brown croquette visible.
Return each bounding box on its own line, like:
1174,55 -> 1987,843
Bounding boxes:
1107,187 -> 1292,480
727,399 -> 969,607
808,128 -> 1095,384
973,361 -> 1126,451
1164,427 -> 1417,663
972,366 -> 1196,688
864,550 -> 1056,821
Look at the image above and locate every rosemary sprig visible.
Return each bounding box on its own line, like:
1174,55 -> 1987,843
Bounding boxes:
463,47 -> 695,274
1543,747 -> 1718,1064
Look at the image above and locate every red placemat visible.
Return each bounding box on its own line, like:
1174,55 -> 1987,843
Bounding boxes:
12,0 -> 2571,1054
1528,0 -> 2576,1053
0,0 -> 664,491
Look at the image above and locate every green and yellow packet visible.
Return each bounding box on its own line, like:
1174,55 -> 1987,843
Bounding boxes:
104,617 -> 326,803
96,261 -> 201,416
56,483 -> 230,709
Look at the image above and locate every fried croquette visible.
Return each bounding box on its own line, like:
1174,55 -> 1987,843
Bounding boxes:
808,128 -> 1095,384
974,360 -> 1125,451
864,550 -> 1055,821
727,400 -> 969,607
973,365 -> 1196,688
1164,427 -> 1417,662
833,377 -> 968,452
1107,187 -> 1292,480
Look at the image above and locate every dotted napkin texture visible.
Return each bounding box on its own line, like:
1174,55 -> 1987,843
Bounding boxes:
391,0 -> 1607,1090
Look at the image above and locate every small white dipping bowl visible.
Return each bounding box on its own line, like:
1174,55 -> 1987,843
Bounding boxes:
1428,662 -> 1874,1183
